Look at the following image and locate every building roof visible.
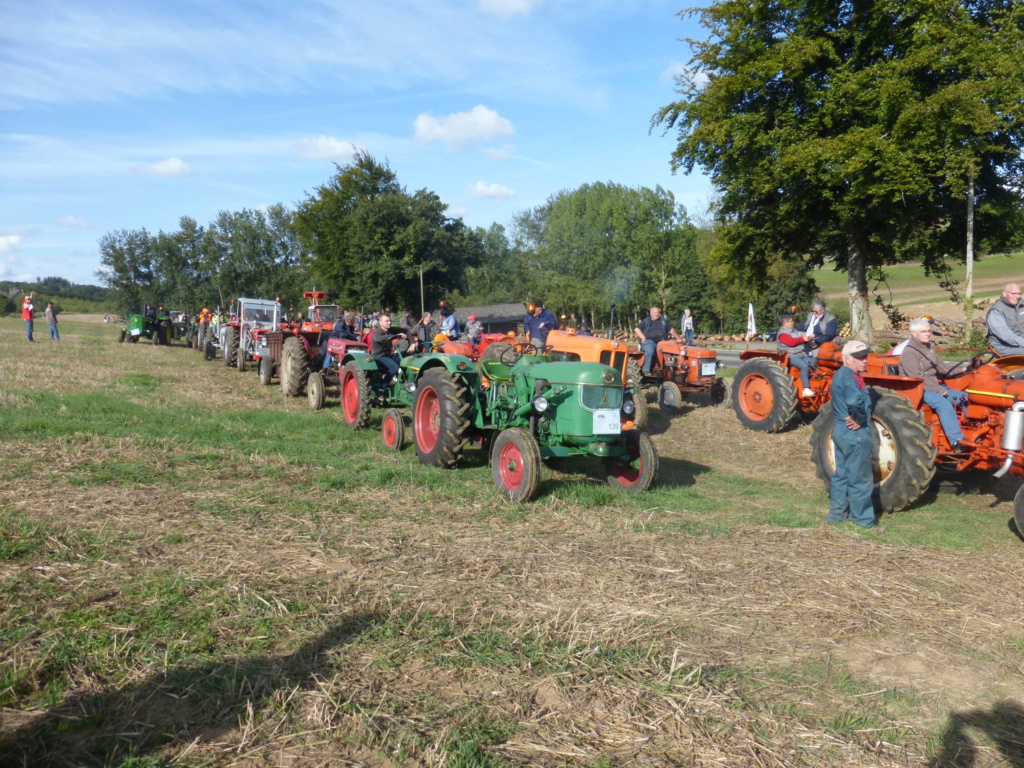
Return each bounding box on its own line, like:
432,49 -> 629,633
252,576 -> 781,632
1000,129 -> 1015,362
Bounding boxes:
454,303 -> 525,323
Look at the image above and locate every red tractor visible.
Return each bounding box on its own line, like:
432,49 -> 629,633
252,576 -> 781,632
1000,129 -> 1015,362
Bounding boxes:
279,291 -> 340,398
628,340 -> 730,413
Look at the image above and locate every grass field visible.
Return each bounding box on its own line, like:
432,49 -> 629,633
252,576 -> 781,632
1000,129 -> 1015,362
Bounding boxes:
3,317 -> 1024,767
813,250 -> 1024,321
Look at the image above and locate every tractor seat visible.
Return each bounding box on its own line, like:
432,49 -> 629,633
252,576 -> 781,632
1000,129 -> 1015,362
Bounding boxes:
479,359 -> 512,383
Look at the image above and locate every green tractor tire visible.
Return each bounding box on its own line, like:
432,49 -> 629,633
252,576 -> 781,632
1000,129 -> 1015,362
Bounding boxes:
412,368 -> 472,468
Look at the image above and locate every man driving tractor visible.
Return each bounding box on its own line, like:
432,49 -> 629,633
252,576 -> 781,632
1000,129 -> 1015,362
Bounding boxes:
634,307 -> 678,375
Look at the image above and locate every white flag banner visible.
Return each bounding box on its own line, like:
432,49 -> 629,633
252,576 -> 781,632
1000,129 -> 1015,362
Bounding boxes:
746,302 -> 757,339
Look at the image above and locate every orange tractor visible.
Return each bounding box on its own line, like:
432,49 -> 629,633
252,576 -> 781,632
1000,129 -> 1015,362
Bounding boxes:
627,340 -> 730,413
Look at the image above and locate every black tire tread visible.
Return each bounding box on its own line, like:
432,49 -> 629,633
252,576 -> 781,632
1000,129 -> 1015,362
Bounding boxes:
281,336 -> 309,398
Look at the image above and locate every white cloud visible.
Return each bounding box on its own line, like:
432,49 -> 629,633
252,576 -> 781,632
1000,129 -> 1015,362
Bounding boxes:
478,0 -> 541,16
483,144 -> 517,160
662,61 -> 708,89
295,135 -> 364,160
0,235 -> 23,253
414,105 -> 515,152
56,215 -> 91,229
440,196 -> 468,218
134,157 -> 190,177
469,181 -> 515,199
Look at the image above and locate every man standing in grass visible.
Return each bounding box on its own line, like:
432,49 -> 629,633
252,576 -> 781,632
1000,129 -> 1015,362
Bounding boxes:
21,293 -> 34,342
45,302 -> 60,341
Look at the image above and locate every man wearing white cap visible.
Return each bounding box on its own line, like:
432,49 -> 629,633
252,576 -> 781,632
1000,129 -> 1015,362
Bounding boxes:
826,340 -> 879,529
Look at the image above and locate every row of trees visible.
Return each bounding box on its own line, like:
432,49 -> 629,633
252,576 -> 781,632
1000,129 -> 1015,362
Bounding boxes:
98,152 -> 787,333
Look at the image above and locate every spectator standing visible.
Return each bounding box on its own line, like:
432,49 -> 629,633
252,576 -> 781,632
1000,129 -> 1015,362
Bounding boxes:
798,299 -> 837,350
634,307 -> 678,374
827,340 -> 879,530
681,308 -> 694,346
899,317 -> 968,451
777,314 -> 814,396
411,313 -> 438,350
986,283 -> 1024,355
22,293 -> 34,342
45,302 -> 60,341
528,301 -> 558,348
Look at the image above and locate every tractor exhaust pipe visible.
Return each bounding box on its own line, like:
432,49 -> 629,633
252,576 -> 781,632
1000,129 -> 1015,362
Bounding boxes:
994,402 -> 1024,478
608,305 -> 616,340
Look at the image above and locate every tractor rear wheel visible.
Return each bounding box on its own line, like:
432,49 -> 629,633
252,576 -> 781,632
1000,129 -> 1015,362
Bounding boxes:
118,329 -> 126,343
258,356 -> 273,386
658,381 -> 683,415
809,391 -> 936,514
491,427 -> 542,502
340,361 -> 371,429
382,408 -> 405,450
413,368 -> 472,468
606,430 -> 658,493
307,371 -> 326,411
628,390 -> 649,431
479,341 -> 511,363
223,326 -> 239,368
281,336 -> 308,397
1013,485 -> 1024,537
732,358 -> 798,432
627,359 -> 643,389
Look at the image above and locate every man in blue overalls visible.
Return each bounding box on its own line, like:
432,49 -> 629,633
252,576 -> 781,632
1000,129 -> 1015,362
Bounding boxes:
827,340 -> 879,529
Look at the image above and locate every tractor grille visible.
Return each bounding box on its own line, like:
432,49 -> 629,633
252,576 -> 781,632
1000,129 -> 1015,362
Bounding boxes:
265,331 -> 284,362
580,385 -> 623,411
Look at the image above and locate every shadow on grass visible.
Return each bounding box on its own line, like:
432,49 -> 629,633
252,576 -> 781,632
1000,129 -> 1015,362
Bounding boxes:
0,613 -> 382,768
930,700 -> 1024,767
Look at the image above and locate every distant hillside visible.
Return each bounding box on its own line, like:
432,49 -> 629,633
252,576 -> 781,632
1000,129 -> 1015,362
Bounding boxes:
1,276 -> 116,316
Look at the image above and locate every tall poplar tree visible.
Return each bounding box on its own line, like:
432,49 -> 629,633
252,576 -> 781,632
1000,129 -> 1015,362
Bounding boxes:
655,0 -> 1024,343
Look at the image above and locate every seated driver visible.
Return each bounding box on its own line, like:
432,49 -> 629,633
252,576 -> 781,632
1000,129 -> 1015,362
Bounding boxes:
777,314 -> 815,397
320,312 -> 359,371
898,316 -> 967,452
371,314 -> 407,386
634,307 -> 678,374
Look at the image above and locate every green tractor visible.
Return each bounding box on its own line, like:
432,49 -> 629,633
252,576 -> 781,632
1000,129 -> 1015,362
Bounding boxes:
335,343 -> 658,501
118,310 -> 173,345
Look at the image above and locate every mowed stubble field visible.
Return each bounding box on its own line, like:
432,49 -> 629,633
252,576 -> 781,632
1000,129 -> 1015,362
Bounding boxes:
3,317 -> 1024,767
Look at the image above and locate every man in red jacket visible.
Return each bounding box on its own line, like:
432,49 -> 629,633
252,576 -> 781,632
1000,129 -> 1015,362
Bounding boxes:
21,292 -> 34,342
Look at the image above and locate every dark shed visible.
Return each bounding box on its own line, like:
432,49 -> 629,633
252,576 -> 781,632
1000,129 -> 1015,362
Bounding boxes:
454,303 -> 524,335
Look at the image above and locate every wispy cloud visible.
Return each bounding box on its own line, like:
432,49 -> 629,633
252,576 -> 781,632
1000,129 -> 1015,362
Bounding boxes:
0,235 -> 22,253
295,135 -> 364,160
414,105 -> 515,152
483,143 -> 517,160
56,215 -> 92,229
478,0 -> 542,16
134,157 -> 191,177
662,60 -> 708,89
469,180 -> 516,199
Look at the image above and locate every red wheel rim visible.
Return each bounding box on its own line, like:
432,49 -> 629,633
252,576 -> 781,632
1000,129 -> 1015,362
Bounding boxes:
498,441 -> 525,491
415,386 -> 440,452
738,373 -> 774,420
611,441 -> 642,486
341,370 -> 359,423
383,414 -> 398,448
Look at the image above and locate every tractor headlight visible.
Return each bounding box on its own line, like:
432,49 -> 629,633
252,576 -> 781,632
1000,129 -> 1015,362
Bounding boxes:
623,399 -> 635,415
404,381 -> 417,393
532,396 -> 549,413
602,370 -> 615,385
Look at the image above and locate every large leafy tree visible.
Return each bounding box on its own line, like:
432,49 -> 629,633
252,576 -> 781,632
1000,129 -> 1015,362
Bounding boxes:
293,151 -> 482,312
655,0 -> 1024,342
96,228 -> 154,316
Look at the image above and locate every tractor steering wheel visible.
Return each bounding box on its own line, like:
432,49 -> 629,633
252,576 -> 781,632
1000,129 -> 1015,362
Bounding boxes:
944,350 -> 996,379
500,342 -> 538,365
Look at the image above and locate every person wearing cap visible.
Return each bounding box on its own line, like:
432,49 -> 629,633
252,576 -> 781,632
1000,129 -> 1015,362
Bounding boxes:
21,292 -> 34,342
899,316 -> 967,451
986,283 -> 1024,356
827,340 -> 879,529
465,314 -> 483,346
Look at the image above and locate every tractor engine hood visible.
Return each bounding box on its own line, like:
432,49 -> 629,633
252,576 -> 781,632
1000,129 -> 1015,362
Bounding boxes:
519,360 -> 622,386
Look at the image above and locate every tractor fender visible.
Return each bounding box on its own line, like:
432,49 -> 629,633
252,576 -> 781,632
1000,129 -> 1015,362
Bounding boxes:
412,354 -> 479,383
342,349 -> 376,371
738,350 -> 784,363
861,374 -> 925,409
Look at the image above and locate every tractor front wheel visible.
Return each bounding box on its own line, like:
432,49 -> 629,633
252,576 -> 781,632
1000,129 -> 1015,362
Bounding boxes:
732,358 -> 798,432
1013,485 -> 1024,537
627,359 -> 643,389
307,371 -> 326,411
340,361 -> 371,429
118,329 -> 126,343
413,368 -> 471,468
658,381 -> 683,415
606,430 -> 658,493
712,378 -> 732,409
382,408 -> 405,450
809,390 -> 936,514
204,341 -> 215,360
258,356 -> 274,386
281,336 -> 309,397
491,427 -> 542,502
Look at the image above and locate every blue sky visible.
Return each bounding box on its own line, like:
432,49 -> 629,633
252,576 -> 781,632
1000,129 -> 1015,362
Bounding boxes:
0,0 -> 712,285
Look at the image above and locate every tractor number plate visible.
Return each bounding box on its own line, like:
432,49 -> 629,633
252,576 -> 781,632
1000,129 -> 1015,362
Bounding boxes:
594,410 -> 622,435
701,362 -> 717,376
130,329 -> 140,336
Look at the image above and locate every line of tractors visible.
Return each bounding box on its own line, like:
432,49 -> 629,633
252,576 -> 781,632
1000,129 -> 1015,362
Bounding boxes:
127,292 -> 1024,532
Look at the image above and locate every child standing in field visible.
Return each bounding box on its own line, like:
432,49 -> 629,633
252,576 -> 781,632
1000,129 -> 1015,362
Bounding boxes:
45,302 -> 60,341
